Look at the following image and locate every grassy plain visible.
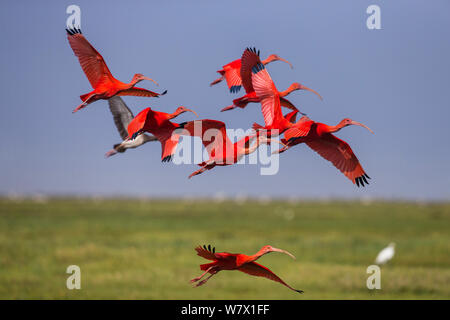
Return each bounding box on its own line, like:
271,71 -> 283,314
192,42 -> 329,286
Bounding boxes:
0,198 -> 448,299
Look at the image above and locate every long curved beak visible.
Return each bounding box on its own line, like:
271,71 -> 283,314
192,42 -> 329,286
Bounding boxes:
278,57 -> 294,69
142,76 -> 159,86
259,138 -> 287,148
272,247 -> 296,260
351,121 -> 374,134
184,108 -> 198,117
271,144 -> 289,155
301,85 -> 323,101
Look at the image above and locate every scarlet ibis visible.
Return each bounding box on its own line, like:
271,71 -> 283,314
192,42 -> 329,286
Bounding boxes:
104,97 -> 157,158
191,245 -> 303,293
375,243 -> 395,265
127,106 -> 197,162
221,48 -> 321,116
66,28 -> 166,113
277,116 -> 374,187
178,120 -> 285,178
210,53 -> 293,93
241,48 -> 322,136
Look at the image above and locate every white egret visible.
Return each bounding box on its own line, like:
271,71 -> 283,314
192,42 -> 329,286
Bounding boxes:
375,242 -> 396,265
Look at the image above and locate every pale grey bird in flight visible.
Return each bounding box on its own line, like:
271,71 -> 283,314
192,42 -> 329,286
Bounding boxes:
104,96 -> 157,157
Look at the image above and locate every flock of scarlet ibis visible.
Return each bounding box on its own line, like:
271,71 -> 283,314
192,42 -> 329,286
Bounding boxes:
66,26 -> 374,292
66,28 -> 373,186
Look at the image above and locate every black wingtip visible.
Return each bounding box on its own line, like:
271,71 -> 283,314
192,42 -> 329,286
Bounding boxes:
295,289 -> 304,294
287,137 -> 299,144
202,244 -> 215,253
131,131 -> 142,141
355,175 -> 370,187
161,90 -> 167,96
252,47 -> 260,56
361,175 -> 369,185
229,85 -> 241,94
178,121 -> 188,129
66,27 -> 82,36
245,47 -> 260,57
161,155 -> 173,163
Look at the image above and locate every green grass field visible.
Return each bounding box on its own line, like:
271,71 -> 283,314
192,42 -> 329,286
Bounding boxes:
0,198 -> 449,299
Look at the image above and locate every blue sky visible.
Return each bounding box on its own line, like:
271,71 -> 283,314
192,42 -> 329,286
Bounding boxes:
0,1 -> 449,200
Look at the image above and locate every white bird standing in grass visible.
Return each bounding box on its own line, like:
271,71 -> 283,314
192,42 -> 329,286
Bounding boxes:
104,96 -> 157,157
375,242 -> 396,265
